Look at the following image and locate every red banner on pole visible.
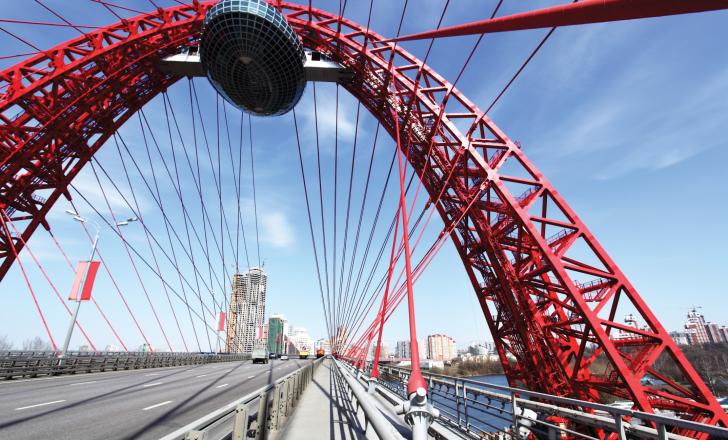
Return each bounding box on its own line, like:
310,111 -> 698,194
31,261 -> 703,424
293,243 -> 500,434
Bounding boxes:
69,261 -> 100,301
217,312 -> 226,332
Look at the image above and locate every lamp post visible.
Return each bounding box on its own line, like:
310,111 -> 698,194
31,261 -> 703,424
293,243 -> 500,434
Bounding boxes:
58,212 -> 134,365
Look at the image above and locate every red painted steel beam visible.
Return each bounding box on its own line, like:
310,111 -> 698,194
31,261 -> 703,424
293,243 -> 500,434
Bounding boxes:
391,0 -> 728,42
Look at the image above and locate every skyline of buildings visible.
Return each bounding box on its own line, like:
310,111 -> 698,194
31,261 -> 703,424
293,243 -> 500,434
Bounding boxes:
225,267 -> 267,353
68,306 -> 727,354
670,308 -> 728,346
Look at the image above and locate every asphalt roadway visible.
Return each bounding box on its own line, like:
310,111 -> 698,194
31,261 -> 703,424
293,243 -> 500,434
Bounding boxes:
0,358 -> 309,439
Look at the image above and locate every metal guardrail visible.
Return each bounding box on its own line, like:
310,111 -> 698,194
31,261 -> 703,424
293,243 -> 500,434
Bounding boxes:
0,351 -> 249,379
377,365 -> 728,440
159,357 -> 324,440
333,359 -> 408,440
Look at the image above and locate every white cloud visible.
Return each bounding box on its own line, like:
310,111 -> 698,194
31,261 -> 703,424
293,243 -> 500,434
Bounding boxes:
261,212 -> 294,248
295,85 -> 361,152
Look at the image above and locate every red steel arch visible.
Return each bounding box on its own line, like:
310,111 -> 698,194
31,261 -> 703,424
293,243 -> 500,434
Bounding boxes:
0,1 -> 725,431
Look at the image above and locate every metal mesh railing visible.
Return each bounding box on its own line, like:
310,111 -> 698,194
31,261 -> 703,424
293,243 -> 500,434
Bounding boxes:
0,351 -> 249,379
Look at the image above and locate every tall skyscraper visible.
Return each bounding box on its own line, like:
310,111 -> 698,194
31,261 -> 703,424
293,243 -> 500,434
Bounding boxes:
226,267 -> 267,353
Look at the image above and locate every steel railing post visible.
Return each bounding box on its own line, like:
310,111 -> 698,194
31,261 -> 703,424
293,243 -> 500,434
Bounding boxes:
511,393 -> 520,440
615,414 -> 626,440
270,383 -> 281,431
255,392 -> 268,440
657,423 -> 668,440
463,383 -> 469,430
232,403 -> 249,440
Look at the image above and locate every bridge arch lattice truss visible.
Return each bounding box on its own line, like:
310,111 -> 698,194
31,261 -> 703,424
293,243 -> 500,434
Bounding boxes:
0,1 -> 724,429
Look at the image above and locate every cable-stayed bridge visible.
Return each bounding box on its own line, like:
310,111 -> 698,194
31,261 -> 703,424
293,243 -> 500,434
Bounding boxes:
0,0 -> 727,438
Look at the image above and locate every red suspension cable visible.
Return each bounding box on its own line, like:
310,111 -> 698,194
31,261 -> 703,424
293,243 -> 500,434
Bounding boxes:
0,211 -> 58,352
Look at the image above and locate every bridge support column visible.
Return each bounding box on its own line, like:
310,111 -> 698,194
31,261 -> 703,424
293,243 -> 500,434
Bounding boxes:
366,377 -> 377,395
398,387 -> 439,440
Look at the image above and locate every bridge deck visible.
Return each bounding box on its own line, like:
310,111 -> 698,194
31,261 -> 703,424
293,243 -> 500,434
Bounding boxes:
277,358 -> 388,439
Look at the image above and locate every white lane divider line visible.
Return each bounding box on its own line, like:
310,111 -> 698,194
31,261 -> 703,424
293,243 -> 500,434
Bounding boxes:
248,375 -> 256,379
15,400 -> 66,411
143,400 -> 172,411
69,381 -> 97,386
216,383 -> 229,388
195,374 -> 207,378
144,373 -> 159,377
142,382 -> 163,388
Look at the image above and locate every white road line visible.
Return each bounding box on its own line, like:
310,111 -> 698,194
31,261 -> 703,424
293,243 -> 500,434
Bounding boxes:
248,375 -> 256,379
142,382 -> 163,388
142,400 -> 172,411
69,381 -> 97,386
216,383 -> 229,388
15,400 -> 66,411
195,374 -> 207,378
144,373 -> 159,376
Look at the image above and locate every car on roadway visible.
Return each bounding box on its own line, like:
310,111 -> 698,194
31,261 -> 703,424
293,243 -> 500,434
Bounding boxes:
280,354 -> 289,360
268,353 -> 277,359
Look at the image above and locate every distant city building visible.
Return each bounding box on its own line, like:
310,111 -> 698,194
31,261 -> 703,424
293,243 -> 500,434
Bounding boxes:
396,339 -> 426,360
291,327 -> 313,352
104,344 -> 120,352
669,331 -> 691,345
684,308 -> 711,345
138,343 -> 155,352
706,322 -> 726,344
78,345 -> 92,352
226,267 -> 267,353
268,314 -> 288,354
427,334 -> 457,361
369,341 -> 390,360
613,314 -> 650,340
468,342 -> 489,356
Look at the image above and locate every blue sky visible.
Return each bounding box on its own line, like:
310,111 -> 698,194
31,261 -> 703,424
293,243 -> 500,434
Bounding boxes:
0,0 -> 726,352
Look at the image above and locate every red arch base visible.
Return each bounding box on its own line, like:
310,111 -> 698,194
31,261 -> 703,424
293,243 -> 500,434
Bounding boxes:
0,1 -> 724,433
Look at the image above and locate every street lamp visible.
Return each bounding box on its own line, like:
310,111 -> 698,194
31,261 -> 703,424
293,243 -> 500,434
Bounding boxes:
59,211 -> 135,364
59,210 -> 98,364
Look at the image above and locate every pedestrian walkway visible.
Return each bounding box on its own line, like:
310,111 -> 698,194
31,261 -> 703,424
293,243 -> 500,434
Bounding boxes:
277,358 -> 371,439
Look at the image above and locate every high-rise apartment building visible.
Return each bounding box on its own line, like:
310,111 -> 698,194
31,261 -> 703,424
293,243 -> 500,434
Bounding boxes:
226,267 -> 267,353
395,339 -> 426,360
684,308 -> 710,345
267,314 -> 288,354
706,322 -> 726,343
369,341 -> 390,360
427,334 -> 457,361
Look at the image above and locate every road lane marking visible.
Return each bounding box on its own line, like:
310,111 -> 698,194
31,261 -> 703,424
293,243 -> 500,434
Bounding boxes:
15,400 -> 66,411
216,383 -> 229,388
144,373 -> 159,376
142,382 -> 163,388
69,381 -> 97,386
248,375 -> 256,379
195,374 -> 207,378
143,400 -> 172,411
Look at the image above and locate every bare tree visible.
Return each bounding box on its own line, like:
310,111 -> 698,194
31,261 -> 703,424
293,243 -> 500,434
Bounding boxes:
22,337 -> 54,351
0,335 -> 12,351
